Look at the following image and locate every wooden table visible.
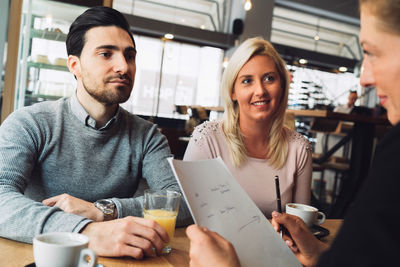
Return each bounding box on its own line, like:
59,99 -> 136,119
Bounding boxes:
0,220 -> 342,267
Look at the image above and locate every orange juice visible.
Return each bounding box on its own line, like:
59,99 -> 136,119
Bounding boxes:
143,209 -> 177,252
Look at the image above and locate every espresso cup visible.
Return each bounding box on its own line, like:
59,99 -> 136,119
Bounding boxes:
285,203 -> 326,227
33,232 -> 97,267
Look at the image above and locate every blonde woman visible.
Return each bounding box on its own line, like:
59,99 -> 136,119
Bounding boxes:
184,37 -> 312,217
187,0 -> 400,266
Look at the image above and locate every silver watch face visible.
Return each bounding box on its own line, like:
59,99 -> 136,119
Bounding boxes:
97,199 -> 115,210
95,199 -> 116,220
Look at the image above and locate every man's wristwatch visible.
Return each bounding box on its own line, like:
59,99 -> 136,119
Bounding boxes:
94,199 -> 117,221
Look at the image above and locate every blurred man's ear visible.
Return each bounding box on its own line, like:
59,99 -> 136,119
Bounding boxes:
67,55 -> 81,79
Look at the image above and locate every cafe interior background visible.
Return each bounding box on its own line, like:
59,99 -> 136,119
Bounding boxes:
0,0 -> 385,218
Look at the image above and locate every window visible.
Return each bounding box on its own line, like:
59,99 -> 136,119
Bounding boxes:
121,35 -> 223,118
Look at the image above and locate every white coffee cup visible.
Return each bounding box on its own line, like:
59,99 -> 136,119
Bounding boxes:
285,203 -> 326,227
33,232 -> 97,267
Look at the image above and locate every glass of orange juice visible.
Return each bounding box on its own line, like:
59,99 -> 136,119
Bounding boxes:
143,189 -> 181,254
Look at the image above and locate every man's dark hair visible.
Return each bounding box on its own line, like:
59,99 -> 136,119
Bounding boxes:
66,6 -> 135,57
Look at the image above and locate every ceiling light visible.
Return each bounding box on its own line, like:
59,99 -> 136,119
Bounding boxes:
164,33 -> 174,40
244,0 -> 252,11
339,66 -> 348,72
299,58 -> 308,64
314,35 -> 320,41
200,25 -> 206,30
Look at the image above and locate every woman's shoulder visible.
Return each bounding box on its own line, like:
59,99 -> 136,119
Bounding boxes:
192,120 -> 222,137
190,120 -> 223,144
284,127 -> 311,151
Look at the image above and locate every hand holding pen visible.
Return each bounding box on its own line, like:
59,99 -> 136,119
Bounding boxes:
274,175 -> 289,237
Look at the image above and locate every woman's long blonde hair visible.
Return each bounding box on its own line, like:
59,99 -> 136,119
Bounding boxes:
221,37 -> 289,169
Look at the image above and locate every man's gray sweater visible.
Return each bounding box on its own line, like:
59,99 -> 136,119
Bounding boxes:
0,98 -> 190,243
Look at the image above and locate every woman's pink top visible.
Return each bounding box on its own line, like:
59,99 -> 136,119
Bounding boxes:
183,120 -> 312,218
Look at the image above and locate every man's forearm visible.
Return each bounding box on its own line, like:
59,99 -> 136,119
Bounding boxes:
0,190 -> 91,243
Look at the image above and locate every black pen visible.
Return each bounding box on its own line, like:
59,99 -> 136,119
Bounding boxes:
274,175 -> 287,237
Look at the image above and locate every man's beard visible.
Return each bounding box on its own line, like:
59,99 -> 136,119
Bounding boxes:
82,73 -> 133,106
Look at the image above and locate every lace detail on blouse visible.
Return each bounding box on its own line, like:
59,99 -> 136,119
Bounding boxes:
191,121 -> 310,151
191,120 -> 220,146
286,129 -> 311,151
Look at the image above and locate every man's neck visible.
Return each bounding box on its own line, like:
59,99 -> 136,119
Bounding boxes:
76,87 -> 118,129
